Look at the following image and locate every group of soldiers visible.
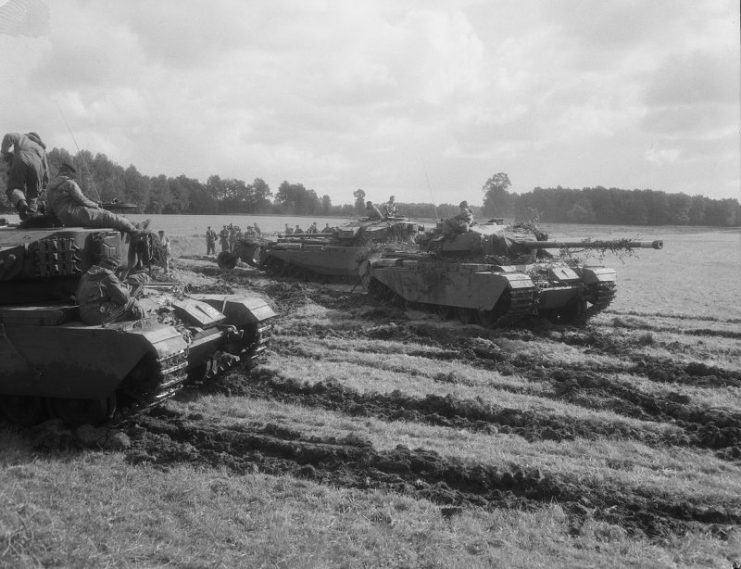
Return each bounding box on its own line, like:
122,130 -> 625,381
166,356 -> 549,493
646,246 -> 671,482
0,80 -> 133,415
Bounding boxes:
364,195 -> 398,220
205,222 -> 262,255
1,130 -> 170,326
283,221 -> 333,236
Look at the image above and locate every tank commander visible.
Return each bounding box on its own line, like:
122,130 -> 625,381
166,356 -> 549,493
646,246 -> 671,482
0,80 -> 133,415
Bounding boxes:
365,200 -> 383,220
443,200 -> 475,236
383,195 -> 397,217
76,250 -> 146,325
1,131 -> 49,219
45,163 -> 142,234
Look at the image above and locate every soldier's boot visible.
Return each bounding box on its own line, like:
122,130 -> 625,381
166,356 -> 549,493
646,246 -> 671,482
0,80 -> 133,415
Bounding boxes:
8,189 -> 29,220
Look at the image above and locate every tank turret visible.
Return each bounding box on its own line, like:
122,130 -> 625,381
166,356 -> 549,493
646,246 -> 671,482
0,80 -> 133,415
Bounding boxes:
0,223 -> 277,426
362,220 -> 663,328
218,216 -> 424,281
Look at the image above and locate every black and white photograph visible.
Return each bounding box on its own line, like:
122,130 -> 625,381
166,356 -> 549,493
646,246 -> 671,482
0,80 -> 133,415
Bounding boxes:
0,1 -> 739,567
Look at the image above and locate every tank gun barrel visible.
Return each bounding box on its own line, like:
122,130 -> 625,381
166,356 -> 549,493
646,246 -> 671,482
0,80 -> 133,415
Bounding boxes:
516,239 -> 663,250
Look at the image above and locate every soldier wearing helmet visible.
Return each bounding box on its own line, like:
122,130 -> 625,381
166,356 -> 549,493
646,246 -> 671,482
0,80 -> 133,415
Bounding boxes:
76,247 -> 146,325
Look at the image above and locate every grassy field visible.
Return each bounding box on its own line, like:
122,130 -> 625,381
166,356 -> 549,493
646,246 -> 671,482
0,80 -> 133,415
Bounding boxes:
1,239 -> 740,568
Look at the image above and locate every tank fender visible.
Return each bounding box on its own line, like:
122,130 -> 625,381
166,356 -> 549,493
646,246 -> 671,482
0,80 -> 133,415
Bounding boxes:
172,298 -> 227,328
190,294 -> 277,325
547,266 -> 581,283
578,267 -> 617,285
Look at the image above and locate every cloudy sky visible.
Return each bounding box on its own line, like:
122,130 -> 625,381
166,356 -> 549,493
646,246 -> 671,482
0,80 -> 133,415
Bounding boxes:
0,0 -> 738,206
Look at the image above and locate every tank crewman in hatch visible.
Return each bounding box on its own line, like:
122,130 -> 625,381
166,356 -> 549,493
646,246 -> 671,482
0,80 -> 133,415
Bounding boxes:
365,200 -> 383,220
383,195 -> 397,217
443,200 -> 475,236
76,250 -> 146,325
1,131 -> 49,219
45,163 -> 141,233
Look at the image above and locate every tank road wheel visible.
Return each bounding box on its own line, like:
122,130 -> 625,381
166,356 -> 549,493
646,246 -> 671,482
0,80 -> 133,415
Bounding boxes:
435,305 -> 453,320
0,396 -> 45,426
457,307 -> 478,324
477,308 -> 500,328
217,251 -> 238,270
47,395 -> 117,426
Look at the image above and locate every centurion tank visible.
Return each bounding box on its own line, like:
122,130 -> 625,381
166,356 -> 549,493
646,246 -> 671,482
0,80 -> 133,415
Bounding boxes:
218,216 -> 424,281
360,220 -> 662,327
0,222 -> 276,426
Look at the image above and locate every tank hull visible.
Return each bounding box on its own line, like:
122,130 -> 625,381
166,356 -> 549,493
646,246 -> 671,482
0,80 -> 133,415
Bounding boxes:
218,218 -> 424,281
365,255 -> 617,326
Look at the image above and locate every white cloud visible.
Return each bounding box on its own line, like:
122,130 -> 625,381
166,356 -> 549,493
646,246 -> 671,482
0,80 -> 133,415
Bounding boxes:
0,0 -> 737,204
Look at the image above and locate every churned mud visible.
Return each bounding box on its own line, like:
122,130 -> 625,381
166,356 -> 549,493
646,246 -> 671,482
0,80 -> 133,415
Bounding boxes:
10,257 -> 738,546
122,407 -> 740,539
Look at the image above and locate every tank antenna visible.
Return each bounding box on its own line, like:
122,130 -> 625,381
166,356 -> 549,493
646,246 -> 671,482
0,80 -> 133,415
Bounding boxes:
422,161 -> 439,220
55,100 -> 101,202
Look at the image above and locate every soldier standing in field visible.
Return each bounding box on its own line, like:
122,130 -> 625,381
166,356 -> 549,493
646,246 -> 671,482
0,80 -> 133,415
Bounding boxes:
219,225 -> 229,252
206,226 -> 217,255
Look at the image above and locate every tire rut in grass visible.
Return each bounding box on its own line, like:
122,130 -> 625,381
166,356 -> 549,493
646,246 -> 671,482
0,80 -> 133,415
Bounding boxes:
125,408 -> 741,539
202,369 -> 696,450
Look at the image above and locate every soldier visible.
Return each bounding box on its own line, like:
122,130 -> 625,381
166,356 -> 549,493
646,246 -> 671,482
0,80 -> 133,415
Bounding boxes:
284,223 -> 293,235
365,201 -> 383,220
322,223 -> 332,232
307,222 -> 318,234
294,224 -> 302,234
45,163 -> 141,233
157,230 -> 170,272
443,200 -> 475,236
1,131 -> 49,219
219,225 -> 229,252
206,226 -> 217,255
383,195 -> 397,217
76,250 -> 146,325
228,224 -> 236,252
253,222 -> 261,236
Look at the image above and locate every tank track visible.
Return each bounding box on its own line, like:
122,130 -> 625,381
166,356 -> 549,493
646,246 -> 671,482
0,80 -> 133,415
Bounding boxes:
242,321 -> 274,365
121,348 -> 190,414
585,281 -> 617,318
493,286 -> 536,327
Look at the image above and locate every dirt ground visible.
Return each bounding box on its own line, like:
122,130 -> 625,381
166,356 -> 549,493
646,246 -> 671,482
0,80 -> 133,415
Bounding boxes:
22,248 -> 741,554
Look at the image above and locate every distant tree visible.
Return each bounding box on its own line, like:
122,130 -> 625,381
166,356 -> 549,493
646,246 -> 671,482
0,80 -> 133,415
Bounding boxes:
482,172 -> 513,218
320,194 -> 332,214
353,188 -> 366,214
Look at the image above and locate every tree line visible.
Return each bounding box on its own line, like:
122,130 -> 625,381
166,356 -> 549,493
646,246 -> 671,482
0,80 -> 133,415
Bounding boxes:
1,149 -> 737,226
481,173 -> 740,227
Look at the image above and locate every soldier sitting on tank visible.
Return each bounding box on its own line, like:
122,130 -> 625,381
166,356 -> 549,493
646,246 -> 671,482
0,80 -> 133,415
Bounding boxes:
365,200 -> 383,220
45,163 -> 143,234
306,222 -> 318,234
284,224 -> 293,235
76,250 -> 146,325
442,200 -> 475,237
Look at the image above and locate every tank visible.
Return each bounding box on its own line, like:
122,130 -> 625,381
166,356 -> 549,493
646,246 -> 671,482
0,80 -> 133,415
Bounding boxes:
218,216 -> 424,282
361,220 -> 663,327
0,224 -> 277,426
